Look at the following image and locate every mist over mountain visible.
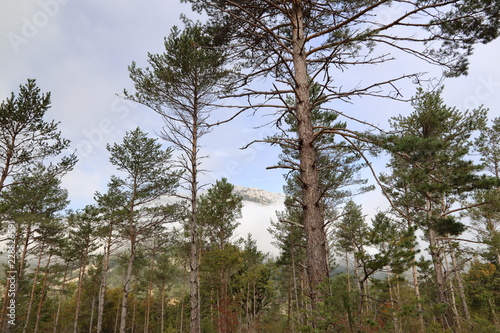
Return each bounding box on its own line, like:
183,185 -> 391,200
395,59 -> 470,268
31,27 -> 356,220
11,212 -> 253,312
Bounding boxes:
155,186 -> 286,256
232,186 -> 286,256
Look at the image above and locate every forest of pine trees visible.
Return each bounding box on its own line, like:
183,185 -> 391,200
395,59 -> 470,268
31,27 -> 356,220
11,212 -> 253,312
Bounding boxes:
2,1 -> 500,332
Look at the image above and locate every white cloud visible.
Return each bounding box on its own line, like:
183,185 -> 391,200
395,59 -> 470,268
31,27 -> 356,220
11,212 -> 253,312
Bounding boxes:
237,200 -> 285,257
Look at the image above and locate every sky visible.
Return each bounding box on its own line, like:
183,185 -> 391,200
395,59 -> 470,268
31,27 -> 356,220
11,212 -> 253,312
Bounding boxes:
1,1 -> 500,254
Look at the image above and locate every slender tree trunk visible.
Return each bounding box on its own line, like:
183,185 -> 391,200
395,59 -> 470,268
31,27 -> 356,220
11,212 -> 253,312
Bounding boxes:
444,249 -> 461,332
426,196 -> 453,330
0,143 -> 13,192
89,296 -> 96,333
411,260 -> 425,332
19,223 -> 32,278
23,245 -> 45,333
291,1 -> 329,318
449,243 -> 470,323
345,251 -> 355,333
160,285 -> 166,333
352,248 -> 364,320
287,275 -> 293,333
189,112 -> 201,333
427,227 -> 453,329
54,263 -> 69,333
97,231 -> 113,333
189,210 -> 200,333
217,269 -> 232,333
488,297 -> 499,328
253,279 -> 257,322
34,253 -> 52,333
73,247 -> 90,333
145,253 -> 155,333
346,251 -> 351,294
363,278 -> 370,314
114,296 -> 121,333
119,236 -> 136,333
291,249 -> 300,325
180,294 -> 185,333
245,280 -> 251,330
131,297 -> 137,333
388,275 -> 401,333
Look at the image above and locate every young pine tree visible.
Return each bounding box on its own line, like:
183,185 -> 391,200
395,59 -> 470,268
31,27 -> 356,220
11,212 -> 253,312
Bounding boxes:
106,127 -> 180,333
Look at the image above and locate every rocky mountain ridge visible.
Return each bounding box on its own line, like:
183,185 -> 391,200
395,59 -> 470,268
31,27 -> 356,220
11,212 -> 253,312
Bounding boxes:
232,185 -> 285,205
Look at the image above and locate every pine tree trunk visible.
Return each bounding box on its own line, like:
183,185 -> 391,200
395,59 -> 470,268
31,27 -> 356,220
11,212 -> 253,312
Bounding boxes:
287,275 -> 293,333
23,244 -> 45,333
425,195 -> 453,329
160,285 -> 166,333
189,214 -> 200,333
449,243 -> 470,323
53,263 -> 69,333
444,249 -> 461,332
114,296 -> 121,333
34,253 -> 52,333
427,227 -> 453,329
411,261 -> 425,332
245,280 -> 250,330
119,236 -> 136,333
388,276 -> 401,333
291,250 -> 299,333
188,109 -> 201,333
131,297 -> 137,333
352,248 -> 364,320
488,297 -> 499,328
73,247 -> 89,333
179,294 -> 185,333
144,255 -> 155,333
19,223 -> 32,278
291,1 -> 328,319
408,245 -> 425,333
89,296 -> 96,333
97,231 -> 113,333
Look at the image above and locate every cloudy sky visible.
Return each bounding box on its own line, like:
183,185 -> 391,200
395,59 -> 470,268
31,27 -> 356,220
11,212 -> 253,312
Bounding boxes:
1,1 -> 500,253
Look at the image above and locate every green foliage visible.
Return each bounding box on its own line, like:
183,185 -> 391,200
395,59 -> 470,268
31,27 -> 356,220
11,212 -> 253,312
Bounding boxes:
382,87 -> 491,231
66,205 -> 101,260
0,79 -> 76,192
470,118 -> 500,262
475,117 -> 500,178
107,127 -> 180,205
126,23 -> 234,118
431,216 -> 467,237
0,164 -> 69,237
368,212 -> 417,275
470,317 -> 500,333
198,178 -> 243,250
463,261 -> 500,315
335,200 -> 368,254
